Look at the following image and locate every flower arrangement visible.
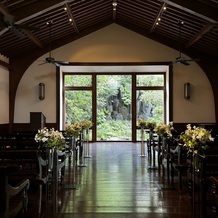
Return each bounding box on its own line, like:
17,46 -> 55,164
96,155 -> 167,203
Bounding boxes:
35,127 -> 65,150
146,122 -> 157,130
81,120 -> 93,130
138,119 -> 147,129
179,124 -> 214,154
137,119 -> 156,130
155,121 -> 174,137
65,122 -> 82,138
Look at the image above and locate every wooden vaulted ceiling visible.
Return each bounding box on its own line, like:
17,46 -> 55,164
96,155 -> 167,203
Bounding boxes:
0,0 -> 218,65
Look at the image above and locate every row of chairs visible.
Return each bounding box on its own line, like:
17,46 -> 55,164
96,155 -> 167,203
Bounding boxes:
147,130 -> 218,217
0,144 -> 66,217
0,165 -> 30,218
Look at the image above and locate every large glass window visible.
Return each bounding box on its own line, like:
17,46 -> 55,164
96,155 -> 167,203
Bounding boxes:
65,90 -> 92,123
64,74 -> 93,131
65,75 -> 92,87
60,65 -> 170,142
137,74 -> 164,86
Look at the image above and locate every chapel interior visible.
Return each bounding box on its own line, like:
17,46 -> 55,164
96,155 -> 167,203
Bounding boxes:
0,1 -> 218,217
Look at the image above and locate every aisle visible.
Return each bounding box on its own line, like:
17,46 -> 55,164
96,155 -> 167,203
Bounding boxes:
57,142 -> 192,218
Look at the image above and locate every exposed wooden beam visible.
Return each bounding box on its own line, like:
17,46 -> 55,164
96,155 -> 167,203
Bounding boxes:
0,2 -> 9,15
0,1 -> 43,48
21,29 -> 44,48
150,2 -> 167,33
112,0 -> 117,21
9,0 -> 75,23
64,3 -> 79,34
161,0 -> 218,23
3,0 -> 76,48
186,23 -> 215,48
0,2 -> 9,36
0,28 -> 8,37
0,59 -> 9,69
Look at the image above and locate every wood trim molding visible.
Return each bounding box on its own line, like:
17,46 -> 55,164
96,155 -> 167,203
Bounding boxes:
0,59 -> 9,69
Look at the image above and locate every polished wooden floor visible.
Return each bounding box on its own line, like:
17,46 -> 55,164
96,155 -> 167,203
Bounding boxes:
20,141 -> 208,218
49,142 -> 193,218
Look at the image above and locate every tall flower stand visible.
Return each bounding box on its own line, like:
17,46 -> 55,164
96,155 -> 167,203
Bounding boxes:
64,137 -> 78,189
84,128 -> 92,158
77,132 -> 86,167
161,136 -> 171,178
140,128 -> 146,157
38,147 -> 55,217
52,150 -> 58,214
160,136 -> 174,190
162,136 -> 171,178
42,147 -> 53,217
147,130 -> 157,170
191,152 -> 206,218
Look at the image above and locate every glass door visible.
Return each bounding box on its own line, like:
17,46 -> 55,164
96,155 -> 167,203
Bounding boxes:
64,74 -> 93,139
136,74 -> 165,140
96,75 -> 132,141
62,71 -> 168,142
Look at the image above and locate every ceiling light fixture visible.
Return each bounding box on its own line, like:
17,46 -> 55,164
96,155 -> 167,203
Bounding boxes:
112,1 -> 117,11
154,3 -> 167,26
46,20 -> 53,26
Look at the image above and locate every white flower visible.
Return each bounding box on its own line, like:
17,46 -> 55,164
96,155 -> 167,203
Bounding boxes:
35,127 -> 65,150
180,124 -> 214,154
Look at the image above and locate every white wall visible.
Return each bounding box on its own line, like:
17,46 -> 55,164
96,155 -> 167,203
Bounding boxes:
0,55 -> 9,124
14,24 -> 215,123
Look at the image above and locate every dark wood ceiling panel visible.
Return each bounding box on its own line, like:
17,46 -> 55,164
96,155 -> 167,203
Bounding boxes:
198,0 -> 218,8
193,25 -> 218,56
1,0 -> 38,10
152,2 -> 214,55
116,0 -> 161,33
75,8 -> 111,26
70,0 -> 112,34
0,0 -> 217,60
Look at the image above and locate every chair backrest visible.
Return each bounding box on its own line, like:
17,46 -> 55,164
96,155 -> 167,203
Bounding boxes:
36,150 -> 49,184
0,167 -> 8,216
0,165 -> 29,218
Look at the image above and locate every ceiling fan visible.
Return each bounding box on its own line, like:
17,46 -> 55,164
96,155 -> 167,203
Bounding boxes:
39,21 -> 69,67
0,3 -> 40,38
173,21 -> 200,66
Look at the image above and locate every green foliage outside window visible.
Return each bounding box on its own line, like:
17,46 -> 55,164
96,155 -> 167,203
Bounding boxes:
64,73 -> 165,140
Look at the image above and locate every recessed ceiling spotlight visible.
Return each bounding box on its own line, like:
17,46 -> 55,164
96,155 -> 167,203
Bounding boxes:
178,20 -> 184,26
46,20 -> 53,26
64,7 -> 67,11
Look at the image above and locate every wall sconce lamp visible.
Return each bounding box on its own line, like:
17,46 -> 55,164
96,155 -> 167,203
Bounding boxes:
39,83 -> 45,100
184,82 -> 190,100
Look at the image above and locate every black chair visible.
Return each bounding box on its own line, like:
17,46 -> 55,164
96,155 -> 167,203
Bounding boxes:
0,165 -> 30,218
210,176 -> 218,216
171,145 -> 189,193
